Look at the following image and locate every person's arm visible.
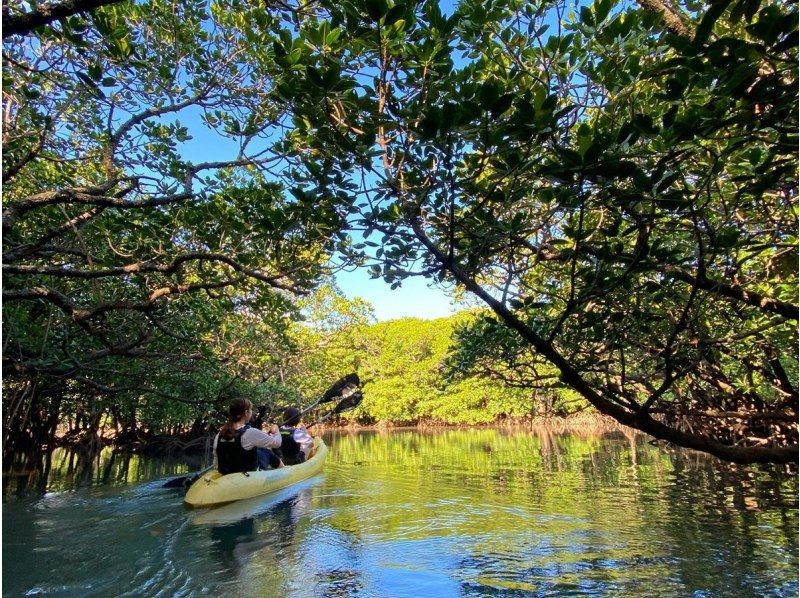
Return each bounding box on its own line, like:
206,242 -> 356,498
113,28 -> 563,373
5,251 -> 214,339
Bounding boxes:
293,426 -> 314,456
212,432 -> 219,469
241,425 -> 282,450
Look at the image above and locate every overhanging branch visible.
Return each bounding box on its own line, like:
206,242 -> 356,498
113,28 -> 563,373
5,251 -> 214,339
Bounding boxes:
409,214 -> 798,464
2,0 -> 127,39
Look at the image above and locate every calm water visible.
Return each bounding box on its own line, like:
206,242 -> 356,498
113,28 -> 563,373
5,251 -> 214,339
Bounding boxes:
3,429 -> 798,597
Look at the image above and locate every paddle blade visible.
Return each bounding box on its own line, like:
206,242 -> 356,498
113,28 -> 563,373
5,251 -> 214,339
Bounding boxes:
162,476 -> 190,489
321,373 -> 360,403
162,473 -> 199,489
332,390 -> 363,414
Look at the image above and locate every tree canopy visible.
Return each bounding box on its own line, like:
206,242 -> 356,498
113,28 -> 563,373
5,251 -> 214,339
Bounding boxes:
3,0 -> 797,463
273,0 -> 798,462
2,0 -> 351,455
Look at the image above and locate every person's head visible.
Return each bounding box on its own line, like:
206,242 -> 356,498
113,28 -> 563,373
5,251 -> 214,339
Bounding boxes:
283,406 -> 301,427
229,398 -> 253,422
220,398 -> 253,439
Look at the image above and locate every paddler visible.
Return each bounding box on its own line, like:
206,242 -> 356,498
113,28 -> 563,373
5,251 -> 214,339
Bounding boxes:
278,406 -> 314,465
214,398 -> 283,474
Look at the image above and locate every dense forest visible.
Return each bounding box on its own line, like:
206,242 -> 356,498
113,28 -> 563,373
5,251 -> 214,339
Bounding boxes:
3,0 -> 797,465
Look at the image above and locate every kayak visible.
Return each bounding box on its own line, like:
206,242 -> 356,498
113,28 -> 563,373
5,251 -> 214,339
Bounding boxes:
184,437 -> 328,507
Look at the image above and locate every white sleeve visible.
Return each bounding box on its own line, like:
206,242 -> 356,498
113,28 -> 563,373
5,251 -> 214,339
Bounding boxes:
212,433 -> 219,469
240,427 -> 282,450
293,426 -> 314,455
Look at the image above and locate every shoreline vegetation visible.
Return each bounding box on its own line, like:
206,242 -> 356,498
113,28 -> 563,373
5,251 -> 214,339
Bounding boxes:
324,411 -> 629,434
5,306 -> 795,468
79,411 -> 634,456
20,411 -> 631,459
4,415 -> 789,497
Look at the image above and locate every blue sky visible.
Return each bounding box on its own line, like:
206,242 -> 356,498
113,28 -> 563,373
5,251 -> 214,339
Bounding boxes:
162,112 -> 458,321
336,268 -> 461,321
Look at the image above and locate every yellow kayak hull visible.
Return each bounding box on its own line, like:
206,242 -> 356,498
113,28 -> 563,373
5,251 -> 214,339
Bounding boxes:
184,437 -> 328,507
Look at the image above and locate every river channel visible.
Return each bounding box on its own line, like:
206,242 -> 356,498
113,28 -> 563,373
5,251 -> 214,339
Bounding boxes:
3,428 -> 798,597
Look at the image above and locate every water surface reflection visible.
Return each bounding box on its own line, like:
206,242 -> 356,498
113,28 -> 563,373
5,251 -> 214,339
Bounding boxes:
3,428 -> 797,597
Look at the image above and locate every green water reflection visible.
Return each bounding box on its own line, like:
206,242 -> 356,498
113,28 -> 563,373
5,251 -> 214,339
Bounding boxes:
3,444 -> 207,497
3,428 -> 797,597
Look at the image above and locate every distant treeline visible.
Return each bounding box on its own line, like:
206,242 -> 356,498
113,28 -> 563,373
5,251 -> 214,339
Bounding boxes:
290,308 -> 587,427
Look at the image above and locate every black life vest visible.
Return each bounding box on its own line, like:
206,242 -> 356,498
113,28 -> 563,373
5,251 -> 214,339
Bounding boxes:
279,428 -> 304,465
216,425 -> 258,474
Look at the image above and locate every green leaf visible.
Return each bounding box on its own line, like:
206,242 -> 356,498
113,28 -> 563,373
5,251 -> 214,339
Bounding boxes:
490,94 -> 514,118
419,108 -> 441,138
76,72 -> 105,98
479,81 -> 502,109
715,227 -> 741,249
580,6 -> 594,26
384,4 -> 405,25
694,0 -> 734,47
594,0 -> 614,23
87,63 -> 102,81
365,0 -> 389,22
540,94 -> 558,112
306,65 -> 325,87
21,86 -> 41,100
273,41 -> 287,58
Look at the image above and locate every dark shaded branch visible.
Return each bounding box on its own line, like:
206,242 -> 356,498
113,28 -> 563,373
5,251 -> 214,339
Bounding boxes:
410,215 -> 798,464
512,242 -> 798,320
3,184 -> 190,230
3,252 -> 301,291
649,408 -> 797,421
664,266 -> 798,320
73,376 -> 214,405
3,126 -> 49,183
4,206 -> 106,262
2,0 -> 126,39
3,278 -> 242,320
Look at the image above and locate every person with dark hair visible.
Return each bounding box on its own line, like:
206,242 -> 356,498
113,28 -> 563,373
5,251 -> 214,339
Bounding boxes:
213,398 -> 283,474
278,406 -> 314,465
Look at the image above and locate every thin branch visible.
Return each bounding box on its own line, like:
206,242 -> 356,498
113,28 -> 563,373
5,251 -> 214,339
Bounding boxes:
3,252 -> 301,291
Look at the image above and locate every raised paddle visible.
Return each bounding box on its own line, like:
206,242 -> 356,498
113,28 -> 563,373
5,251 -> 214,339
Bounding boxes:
162,374 -> 361,489
253,372 -> 360,428
302,385 -> 363,430
290,373 -> 360,424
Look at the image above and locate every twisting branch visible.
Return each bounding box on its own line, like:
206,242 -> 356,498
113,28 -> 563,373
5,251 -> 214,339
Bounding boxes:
3,252 -> 303,291
3,185 -> 189,231
73,376 -> 214,405
2,0 -> 126,39
109,87 -> 217,156
407,212 -> 798,464
664,266 -> 799,320
4,206 -> 107,262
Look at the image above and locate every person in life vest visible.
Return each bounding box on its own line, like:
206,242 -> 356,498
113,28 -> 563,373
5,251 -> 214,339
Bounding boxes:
213,398 -> 283,474
278,406 -> 314,465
